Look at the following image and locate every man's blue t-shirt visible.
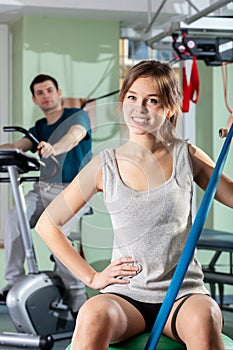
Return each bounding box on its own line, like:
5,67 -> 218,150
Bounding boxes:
28,108 -> 92,183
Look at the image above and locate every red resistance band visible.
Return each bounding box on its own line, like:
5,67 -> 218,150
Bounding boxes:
182,56 -> 200,113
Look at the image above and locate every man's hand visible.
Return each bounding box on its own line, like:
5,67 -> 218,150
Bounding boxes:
37,141 -> 55,158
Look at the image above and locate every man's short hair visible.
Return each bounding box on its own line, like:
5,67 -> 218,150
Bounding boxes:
30,74 -> 59,96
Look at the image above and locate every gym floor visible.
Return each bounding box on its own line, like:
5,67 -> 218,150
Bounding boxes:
0,300 -> 232,349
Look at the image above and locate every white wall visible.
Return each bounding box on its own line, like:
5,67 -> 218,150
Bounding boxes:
0,24 -> 12,245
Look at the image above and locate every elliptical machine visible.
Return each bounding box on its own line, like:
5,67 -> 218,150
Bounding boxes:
0,126 -> 77,349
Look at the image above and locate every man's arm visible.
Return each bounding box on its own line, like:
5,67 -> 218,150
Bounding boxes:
38,125 -> 87,158
0,138 -> 33,151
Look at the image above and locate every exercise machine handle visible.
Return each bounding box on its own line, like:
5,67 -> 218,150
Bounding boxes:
3,126 -> 40,145
3,126 -> 59,179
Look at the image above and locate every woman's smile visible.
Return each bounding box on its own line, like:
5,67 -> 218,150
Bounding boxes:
131,116 -> 150,125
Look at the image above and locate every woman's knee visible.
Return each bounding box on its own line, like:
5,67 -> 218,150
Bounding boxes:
192,299 -> 223,336
193,297 -> 222,324
191,308 -> 224,349
77,295 -> 119,329
71,296 -> 118,350
175,295 -> 223,345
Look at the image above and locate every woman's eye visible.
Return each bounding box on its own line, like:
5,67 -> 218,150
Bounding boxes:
147,98 -> 158,104
127,95 -> 136,101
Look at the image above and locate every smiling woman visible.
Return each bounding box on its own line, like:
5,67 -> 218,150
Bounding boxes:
36,60 -> 233,350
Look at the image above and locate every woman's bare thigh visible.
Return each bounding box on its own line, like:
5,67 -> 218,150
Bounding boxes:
163,294 -> 223,344
78,293 -> 146,343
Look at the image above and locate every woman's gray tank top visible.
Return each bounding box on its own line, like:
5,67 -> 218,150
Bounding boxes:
100,140 -> 209,303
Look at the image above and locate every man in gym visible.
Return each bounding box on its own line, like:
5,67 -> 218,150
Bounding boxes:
0,74 -> 92,315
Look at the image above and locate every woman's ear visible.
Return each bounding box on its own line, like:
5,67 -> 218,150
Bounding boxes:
166,110 -> 173,119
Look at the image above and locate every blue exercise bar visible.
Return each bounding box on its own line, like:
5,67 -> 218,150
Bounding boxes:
145,123 -> 233,350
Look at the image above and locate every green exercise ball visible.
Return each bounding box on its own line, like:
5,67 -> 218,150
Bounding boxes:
65,332 -> 233,350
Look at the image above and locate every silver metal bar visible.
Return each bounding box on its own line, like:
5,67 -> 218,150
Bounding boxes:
184,0 -> 232,25
146,24 -> 179,46
0,332 -> 53,349
8,165 -> 39,274
147,0 -> 152,27
186,0 -> 200,13
144,0 -> 167,34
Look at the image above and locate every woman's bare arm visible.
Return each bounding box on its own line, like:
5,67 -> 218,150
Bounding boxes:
189,143 -> 233,208
35,155 -> 138,289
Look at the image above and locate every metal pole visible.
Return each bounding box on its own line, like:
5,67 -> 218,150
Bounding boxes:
8,165 -> 39,274
184,0 -> 232,25
0,332 -> 53,349
145,123 -> 233,350
186,0 -> 199,13
144,0 -> 167,34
